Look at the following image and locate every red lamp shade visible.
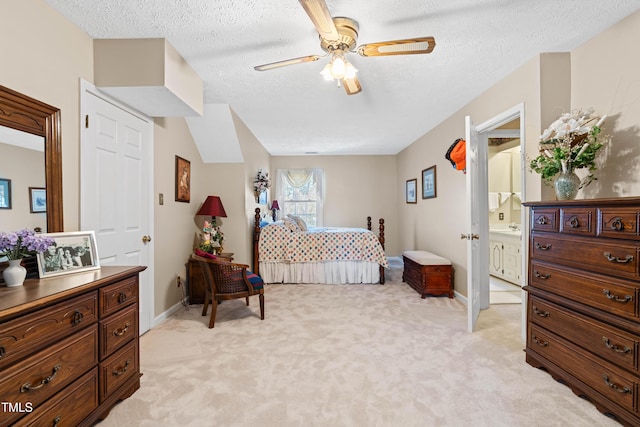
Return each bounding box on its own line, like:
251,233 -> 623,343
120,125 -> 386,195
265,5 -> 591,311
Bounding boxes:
197,196 -> 227,217
270,200 -> 280,211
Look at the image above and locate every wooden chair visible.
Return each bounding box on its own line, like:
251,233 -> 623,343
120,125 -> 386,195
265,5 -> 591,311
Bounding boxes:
192,253 -> 265,328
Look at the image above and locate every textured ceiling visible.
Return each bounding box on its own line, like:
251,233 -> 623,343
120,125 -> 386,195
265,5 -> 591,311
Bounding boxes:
43,0 -> 640,156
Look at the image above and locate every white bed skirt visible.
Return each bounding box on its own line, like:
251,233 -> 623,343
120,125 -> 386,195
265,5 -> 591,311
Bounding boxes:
259,260 -> 381,284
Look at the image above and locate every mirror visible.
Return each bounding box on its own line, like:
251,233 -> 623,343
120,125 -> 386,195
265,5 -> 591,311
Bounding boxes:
0,85 -> 63,232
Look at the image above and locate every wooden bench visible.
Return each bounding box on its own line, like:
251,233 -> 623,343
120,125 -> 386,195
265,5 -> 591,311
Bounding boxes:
402,250 -> 454,298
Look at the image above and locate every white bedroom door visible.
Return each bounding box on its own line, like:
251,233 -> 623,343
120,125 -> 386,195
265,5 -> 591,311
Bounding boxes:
80,81 -> 154,335
465,115 -> 489,332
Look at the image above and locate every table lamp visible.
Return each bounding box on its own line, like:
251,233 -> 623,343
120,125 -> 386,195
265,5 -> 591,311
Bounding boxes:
197,196 -> 227,226
270,200 -> 279,222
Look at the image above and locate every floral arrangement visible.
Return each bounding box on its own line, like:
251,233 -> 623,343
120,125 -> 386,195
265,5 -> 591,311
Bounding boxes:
253,168 -> 270,193
529,108 -> 609,188
199,220 -> 224,253
0,228 -> 54,260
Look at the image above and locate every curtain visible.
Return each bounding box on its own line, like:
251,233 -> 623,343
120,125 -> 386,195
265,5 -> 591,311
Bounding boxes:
276,168 -> 324,226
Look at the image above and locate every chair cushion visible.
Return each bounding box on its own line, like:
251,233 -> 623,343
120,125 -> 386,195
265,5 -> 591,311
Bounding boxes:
195,248 -> 217,259
246,271 -> 264,290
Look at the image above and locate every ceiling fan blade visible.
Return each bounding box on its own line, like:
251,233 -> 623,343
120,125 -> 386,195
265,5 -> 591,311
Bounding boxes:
342,76 -> 362,96
254,55 -> 321,71
357,37 -> 436,57
299,0 -> 340,41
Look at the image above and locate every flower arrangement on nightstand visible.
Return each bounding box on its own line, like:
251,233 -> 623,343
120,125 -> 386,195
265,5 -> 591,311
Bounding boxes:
199,220 -> 224,255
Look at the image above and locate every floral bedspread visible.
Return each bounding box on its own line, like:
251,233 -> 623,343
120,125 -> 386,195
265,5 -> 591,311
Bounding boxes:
259,222 -> 388,267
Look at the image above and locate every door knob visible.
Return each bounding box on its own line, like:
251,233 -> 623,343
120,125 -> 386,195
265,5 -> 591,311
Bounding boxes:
142,235 -> 152,244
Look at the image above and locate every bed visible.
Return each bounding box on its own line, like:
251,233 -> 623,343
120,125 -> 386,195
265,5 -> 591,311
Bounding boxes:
253,208 -> 388,284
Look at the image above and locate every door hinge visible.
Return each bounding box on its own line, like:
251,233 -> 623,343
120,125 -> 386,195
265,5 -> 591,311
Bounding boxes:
460,233 -> 480,240
85,114 -> 89,128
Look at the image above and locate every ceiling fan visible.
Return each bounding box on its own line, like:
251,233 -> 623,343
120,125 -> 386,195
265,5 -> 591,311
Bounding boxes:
254,0 -> 436,95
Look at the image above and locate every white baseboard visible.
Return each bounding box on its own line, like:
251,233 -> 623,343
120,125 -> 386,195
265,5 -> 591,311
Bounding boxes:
152,300 -> 187,328
454,290 -> 467,305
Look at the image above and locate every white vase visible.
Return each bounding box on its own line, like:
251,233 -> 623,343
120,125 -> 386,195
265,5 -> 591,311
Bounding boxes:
3,259 -> 27,287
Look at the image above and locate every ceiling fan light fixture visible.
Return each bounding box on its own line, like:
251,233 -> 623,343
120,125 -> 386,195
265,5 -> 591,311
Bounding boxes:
320,50 -> 357,82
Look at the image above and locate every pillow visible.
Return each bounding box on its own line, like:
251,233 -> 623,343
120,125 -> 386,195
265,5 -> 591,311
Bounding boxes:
288,215 -> 308,231
194,248 -> 217,259
282,217 -> 301,232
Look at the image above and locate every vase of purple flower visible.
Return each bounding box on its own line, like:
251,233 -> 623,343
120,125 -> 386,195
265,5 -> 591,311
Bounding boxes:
0,229 -> 54,287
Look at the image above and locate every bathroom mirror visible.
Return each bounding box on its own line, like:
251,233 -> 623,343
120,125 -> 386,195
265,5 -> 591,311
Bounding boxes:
0,85 -> 63,232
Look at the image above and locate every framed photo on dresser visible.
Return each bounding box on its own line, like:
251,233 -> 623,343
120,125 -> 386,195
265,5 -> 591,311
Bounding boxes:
36,231 -> 100,278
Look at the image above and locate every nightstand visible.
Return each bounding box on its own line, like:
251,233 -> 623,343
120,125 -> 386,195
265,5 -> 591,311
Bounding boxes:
187,252 -> 234,304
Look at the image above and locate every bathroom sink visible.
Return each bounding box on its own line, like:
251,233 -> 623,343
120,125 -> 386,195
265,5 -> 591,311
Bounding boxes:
490,229 -> 521,237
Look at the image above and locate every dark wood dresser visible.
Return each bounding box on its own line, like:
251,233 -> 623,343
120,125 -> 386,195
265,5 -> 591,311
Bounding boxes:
0,265 -> 146,426
524,197 -> 640,426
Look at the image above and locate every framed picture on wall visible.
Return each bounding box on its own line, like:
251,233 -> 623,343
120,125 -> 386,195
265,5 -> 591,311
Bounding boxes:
175,155 -> 191,203
29,187 -> 46,213
0,178 -> 11,209
422,166 -> 437,199
36,231 -> 100,278
406,179 -> 417,204
258,190 -> 267,205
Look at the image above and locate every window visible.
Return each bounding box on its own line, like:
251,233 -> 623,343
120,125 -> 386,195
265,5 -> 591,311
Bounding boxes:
276,169 -> 324,227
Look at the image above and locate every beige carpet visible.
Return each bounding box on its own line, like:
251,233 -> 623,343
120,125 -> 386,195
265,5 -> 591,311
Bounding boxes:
97,258 -> 618,427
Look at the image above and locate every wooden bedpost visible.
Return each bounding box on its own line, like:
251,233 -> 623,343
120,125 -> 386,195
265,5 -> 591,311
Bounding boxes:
367,216 -> 372,231
379,218 -> 385,284
253,208 -> 261,275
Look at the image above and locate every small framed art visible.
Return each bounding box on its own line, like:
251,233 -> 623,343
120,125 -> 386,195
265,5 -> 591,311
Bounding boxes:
36,231 -> 100,278
175,155 -> 191,203
29,187 -> 46,213
0,178 -> 11,209
258,190 -> 267,205
422,165 -> 437,199
406,179 -> 417,204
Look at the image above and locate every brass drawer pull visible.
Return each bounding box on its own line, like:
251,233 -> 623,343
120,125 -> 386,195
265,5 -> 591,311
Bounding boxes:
118,292 -> 128,304
532,335 -> 548,347
611,217 -> 625,231
21,364 -> 61,392
603,375 -> 632,394
53,415 -> 61,427
113,359 -> 131,377
0,346 -> 5,359
71,309 -> 84,326
603,252 -> 634,264
113,322 -> 131,337
532,306 -> 550,317
602,337 -> 632,354
603,289 -> 633,303
536,216 -> 549,225
533,270 -> 550,280
535,242 -> 552,251
569,216 -> 580,228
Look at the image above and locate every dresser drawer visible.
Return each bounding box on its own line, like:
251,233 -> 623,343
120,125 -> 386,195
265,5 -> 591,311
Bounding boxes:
13,368 -> 99,427
0,325 -> 98,426
0,292 -> 98,371
100,304 -> 138,360
99,276 -> 138,318
528,324 -> 639,413
99,340 -> 139,402
599,207 -> 640,240
531,208 -> 558,232
530,260 -> 639,320
531,234 -> 639,280
560,207 -> 596,236
529,296 -> 639,372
